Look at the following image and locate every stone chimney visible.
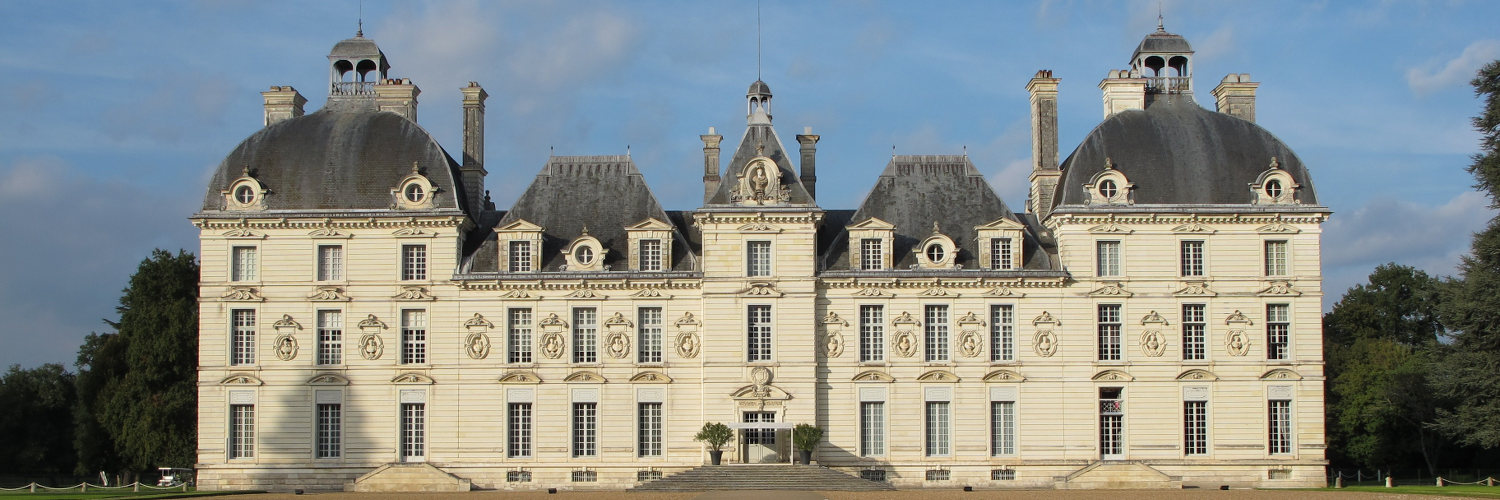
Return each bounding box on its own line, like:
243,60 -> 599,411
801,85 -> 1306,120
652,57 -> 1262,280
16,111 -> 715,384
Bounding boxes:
260,86 -> 306,126
1098,69 -> 1146,118
460,82 -> 488,214
1026,70 -> 1061,219
375,78 -> 420,122
797,127 -> 820,201
1212,73 -> 1259,122
701,127 -> 723,203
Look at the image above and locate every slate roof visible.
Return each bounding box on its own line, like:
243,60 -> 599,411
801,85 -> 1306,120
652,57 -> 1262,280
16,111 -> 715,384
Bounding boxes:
199,108 -> 467,215
465,155 -> 697,273
704,123 -> 816,206
330,35 -> 386,61
1052,95 -> 1319,208
822,155 -> 1052,271
1133,27 -> 1193,56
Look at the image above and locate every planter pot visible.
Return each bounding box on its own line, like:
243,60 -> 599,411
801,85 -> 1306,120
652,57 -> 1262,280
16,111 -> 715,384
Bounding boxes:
709,450 -> 724,465
798,450 -> 812,465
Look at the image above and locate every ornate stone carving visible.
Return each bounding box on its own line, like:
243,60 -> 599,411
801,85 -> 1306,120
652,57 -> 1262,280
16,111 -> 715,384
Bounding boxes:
1033,329 -> 1058,357
957,311 -> 986,358
465,332 -> 491,359
604,312 -> 633,332
221,286 -> 263,301
308,286 -> 349,301
392,372 -> 434,384
1089,282 -> 1133,297
1259,280 -> 1301,296
220,227 -> 264,238
983,285 -> 1024,297
674,312 -> 701,359
359,333 -> 384,360
1256,222 -> 1300,233
393,286 -> 434,300
851,370 -> 894,382
982,369 -> 1026,382
272,314 -> 302,330
500,289 -> 534,299
392,227 -> 431,237
1225,330 -> 1251,356
1140,330 -> 1166,357
274,334 -> 298,361
916,370 -> 960,382
742,282 -> 782,297
1224,310 -> 1253,326
307,373 -> 349,385
565,288 -> 604,299
891,311 -> 920,358
498,371 -> 541,384
307,227 -> 348,238
750,367 -> 773,397
357,314 -> 387,330
731,157 -> 790,205
220,373 -> 263,385
1174,281 -> 1214,296
629,371 -> 672,383
464,313 -> 494,329
1177,369 -> 1218,381
1032,311 -> 1059,326
1092,369 -> 1134,382
605,331 -> 631,359
822,311 -> 849,358
564,371 -> 606,383
1171,221 -> 1216,233
919,287 -> 953,297
632,288 -> 669,299
736,222 -> 780,232
853,287 -> 890,297
1087,223 -> 1133,234
540,332 -> 566,359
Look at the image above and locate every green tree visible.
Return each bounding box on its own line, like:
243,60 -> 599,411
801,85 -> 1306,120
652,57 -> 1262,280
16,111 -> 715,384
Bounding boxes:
75,249 -> 199,476
1435,60 -> 1500,449
0,363 -> 78,476
1324,264 -> 1446,473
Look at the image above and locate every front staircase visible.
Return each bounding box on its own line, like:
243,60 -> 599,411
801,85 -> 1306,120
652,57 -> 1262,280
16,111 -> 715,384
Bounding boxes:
1055,461 -> 1182,489
344,463 -> 472,492
632,464 -> 895,491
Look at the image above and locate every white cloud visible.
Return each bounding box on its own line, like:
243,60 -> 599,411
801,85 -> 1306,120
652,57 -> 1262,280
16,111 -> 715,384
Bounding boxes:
1406,39 -> 1500,94
1321,190 -> 1495,307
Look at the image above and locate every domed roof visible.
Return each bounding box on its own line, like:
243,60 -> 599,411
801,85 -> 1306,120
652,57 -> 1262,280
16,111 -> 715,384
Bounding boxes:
200,109 -> 467,213
1052,96 -> 1318,208
1133,27 -> 1192,55
329,34 -> 384,60
747,80 -> 772,96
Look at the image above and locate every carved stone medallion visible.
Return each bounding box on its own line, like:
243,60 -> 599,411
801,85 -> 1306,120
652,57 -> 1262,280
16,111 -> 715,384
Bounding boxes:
606,332 -> 631,359
677,331 -> 700,358
359,334 -> 383,360
1225,330 -> 1251,356
825,331 -> 845,358
540,332 -> 566,359
274,334 -> 298,361
959,331 -> 984,358
1033,329 -> 1058,357
892,331 -> 918,358
1140,330 -> 1166,357
465,332 -> 491,360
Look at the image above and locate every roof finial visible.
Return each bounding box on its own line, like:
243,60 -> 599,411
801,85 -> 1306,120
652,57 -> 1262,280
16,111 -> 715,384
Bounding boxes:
357,0 -> 364,37
963,145 -> 968,158
627,144 -> 631,157
931,221 -> 942,234
757,0 -> 762,81
1157,1 -> 1165,32
892,144 -> 896,158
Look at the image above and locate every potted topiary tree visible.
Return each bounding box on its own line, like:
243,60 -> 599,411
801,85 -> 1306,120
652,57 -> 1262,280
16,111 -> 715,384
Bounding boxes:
793,423 -> 823,465
695,422 -> 733,465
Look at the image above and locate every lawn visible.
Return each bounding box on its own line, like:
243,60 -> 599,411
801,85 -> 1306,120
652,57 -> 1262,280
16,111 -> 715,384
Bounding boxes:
0,488 -> 251,500
1329,484 -> 1500,498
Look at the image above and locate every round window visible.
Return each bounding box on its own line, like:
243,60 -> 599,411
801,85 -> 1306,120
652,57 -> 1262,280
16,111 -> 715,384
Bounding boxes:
1265,179 -> 1283,199
1099,179 -> 1118,199
925,243 -> 946,264
404,183 -> 426,203
574,246 -> 594,265
234,185 -> 255,204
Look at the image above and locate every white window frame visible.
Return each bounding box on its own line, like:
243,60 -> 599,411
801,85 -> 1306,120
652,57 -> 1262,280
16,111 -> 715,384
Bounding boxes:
860,401 -> 886,457
1096,240 -> 1121,277
746,240 -> 772,277
991,400 -> 1017,456
316,402 -> 342,459
316,309 -> 343,366
572,402 -> 598,457
1182,303 -> 1207,361
400,402 -> 425,462
924,401 -> 951,457
1268,398 -> 1292,455
400,309 -> 427,365
1267,304 -> 1291,361
637,402 -> 663,458
1180,240 -> 1204,277
316,244 -> 344,282
508,240 -> 533,272
230,309 -> 256,366
990,304 -> 1014,362
924,305 -> 949,362
228,403 -> 256,460
573,307 -> 598,364
231,245 -> 258,282
860,238 -> 883,271
1097,304 -> 1122,361
401,244 -> 428,281
747,305 -> 773,362
508,402 -> 533,458
638,307 -> 663,364
639,239 -> 663,272
508,308 -> 533,364
1184,400 -> 1208,456
1264,240 -> 1289,277
991,237 -> 1014,270
859,305 -> 884,362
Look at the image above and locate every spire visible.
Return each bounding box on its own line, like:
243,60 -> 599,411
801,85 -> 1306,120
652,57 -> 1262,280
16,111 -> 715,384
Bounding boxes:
357,0 -> 364,37
1156,1 -> 1164,32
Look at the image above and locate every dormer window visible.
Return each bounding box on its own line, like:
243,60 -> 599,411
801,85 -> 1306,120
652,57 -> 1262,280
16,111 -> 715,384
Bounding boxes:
1099,179 -> 1118,199
223,166 -> 268,211
915,223 -> 958,269
846,217 -> 895,271
975,218 -> 1027,271
924,243 -> 946,263
639,240 -> 663,271
234,185 -> 256,204
574,246 -> 594,266
392,162 -> 436,210
509,241 -> 532,272
1086,158 -> 1134,206
1264,179 -> 1281,199
495,219 -> 545,273
1251,157 -> 1301,205
991,238 -> 1013,270
562,228 -> 606,272
625,218 -> 674,272
403,183 -> 426,204
860,239 -> 884,271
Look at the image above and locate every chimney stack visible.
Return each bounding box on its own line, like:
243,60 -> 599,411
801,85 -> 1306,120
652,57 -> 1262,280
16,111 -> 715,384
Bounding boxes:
1098,69 -> 1146,118
1212,73 -> 1259,122
797,127 -> 820,201
460,82 -> 488,214
375,78 -> 420,122
260,86 -> 306,126
701,127 -> 723,203
1026,71 -> 1061,219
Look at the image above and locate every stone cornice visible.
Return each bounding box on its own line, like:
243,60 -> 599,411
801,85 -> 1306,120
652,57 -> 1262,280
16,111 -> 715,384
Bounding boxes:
691,211 -> 825,226
456,279 -> 703,292
820,276 -> 1067,290
1044,212 -> 1329,231
193,215 -> 468,232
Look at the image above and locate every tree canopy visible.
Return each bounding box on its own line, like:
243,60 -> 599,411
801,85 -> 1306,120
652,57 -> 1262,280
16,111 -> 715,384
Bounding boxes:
0,363 -> 77,476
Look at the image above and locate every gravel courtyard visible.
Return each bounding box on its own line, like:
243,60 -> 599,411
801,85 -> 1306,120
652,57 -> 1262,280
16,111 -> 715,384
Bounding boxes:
238,490 -> 1489,500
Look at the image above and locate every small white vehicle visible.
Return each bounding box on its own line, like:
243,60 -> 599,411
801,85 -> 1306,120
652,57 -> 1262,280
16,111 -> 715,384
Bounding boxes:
157,467 -> 193,487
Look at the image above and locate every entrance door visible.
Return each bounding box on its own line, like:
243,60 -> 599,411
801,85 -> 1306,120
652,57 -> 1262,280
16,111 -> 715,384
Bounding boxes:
401,403 -> 426,462
742,411 -> 779,463
1099,387 -> 1123,460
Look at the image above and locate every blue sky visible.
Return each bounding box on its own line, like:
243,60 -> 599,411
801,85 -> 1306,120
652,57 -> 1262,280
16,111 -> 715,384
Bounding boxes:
0,0 -> 1495,369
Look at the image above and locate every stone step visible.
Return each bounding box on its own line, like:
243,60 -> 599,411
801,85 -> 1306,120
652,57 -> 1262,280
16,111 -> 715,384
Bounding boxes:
632,465 -> 894,491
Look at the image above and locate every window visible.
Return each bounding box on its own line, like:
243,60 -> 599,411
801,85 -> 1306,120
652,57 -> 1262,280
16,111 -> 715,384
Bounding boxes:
401,244 -> 427,281
925,469 -> 950,481
638,470 -> 662,481
401,403 -> 425,460
506,470 -> 532,482
992,469 -> 1016,481
925,305 -> 949,362
747,241 -> 771,277
231,246 -> 257,281
229,404 -> 255,459
638,402 -> 663,457
639,239 -> 663,271
1096,241 -> 1121,277
860,238 -> 883,270
992,238 -> 1014,270
991,401 -> 1016,456
571,470 -> 597,482
1182,304 -> 1206,361
508,309 -> 533,364
1099,179 -> 1118,199
1265,240 -> 1288,276
1100,387 -> 1124,457
1265,179 -> 1283,199
638,307 -> 663,363
924,243 -> 946,264
747,305 -> 772,362
316,310 -> 342,365
1185,400 -> 1207,456
573,402 -> 597,457
508,241 -> 532,272
925,401 -> 950,456
316,403 -> 341,459
508,403 -> 532,458
1268,399 -> 1292,454
317,245 -> 343,281
1097,304 -> 1122,361
573,246 -> 595,266
231,309 -> 256,366
860,401 -> 885,456
234,185 -> 255,204
991,305 -> 1014,362
401,310 -> 426,365
403,182 -> 426,203
573,308 -> 597,364
859,305 -> 884,362
1267,304 -> 1290,360
1180,240 -> 1204,277
860,470 -> 887,481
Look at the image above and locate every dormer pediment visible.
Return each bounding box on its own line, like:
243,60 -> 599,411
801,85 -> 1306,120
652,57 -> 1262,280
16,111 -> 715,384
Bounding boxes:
495,219 -> 544,232
974,218 -> 1026,231
628,218 -> 674,231
847,217 -> 896,230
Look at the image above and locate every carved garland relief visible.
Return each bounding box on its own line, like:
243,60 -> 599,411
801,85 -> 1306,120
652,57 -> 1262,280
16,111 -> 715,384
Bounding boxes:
465,333 -> 491,360
822,311 -> 848,358
957,311 -> 986,358
1139,310 -> 1168,357
357,314 -> 386,360
891,311 -> 920,358
674,312 -> 701,359
1032,311 -> 1059,357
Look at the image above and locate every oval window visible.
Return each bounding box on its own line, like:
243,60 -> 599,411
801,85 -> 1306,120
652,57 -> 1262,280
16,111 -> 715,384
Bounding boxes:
925,243 -> 946,264
575,246 -> 594,265
234,185 -> 255,204
404,183 -> 426,203
1099,179 -> 1118,199
1265,179 -> 1283,199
